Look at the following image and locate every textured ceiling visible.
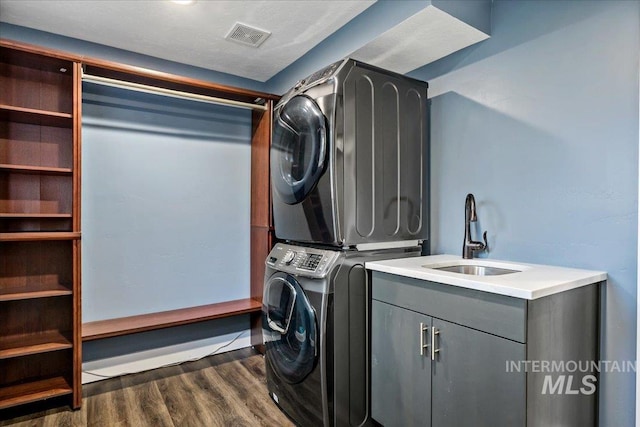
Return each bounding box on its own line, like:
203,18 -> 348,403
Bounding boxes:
351,5 -> 490,74
0,0 -> 375,82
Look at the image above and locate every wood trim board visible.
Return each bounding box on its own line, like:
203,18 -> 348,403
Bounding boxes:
82,298 -> 262,341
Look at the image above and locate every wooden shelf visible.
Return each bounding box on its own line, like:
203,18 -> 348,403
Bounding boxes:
0,164 -> 73,175
0,232 -> 80,242
0,213 -> 72,219
0,105 -> 72,127
0,376 -> 72,410
0,39 -> 81,411
82,298 -> 262,341
0,331 -> 72,360
0,283 -> 72,302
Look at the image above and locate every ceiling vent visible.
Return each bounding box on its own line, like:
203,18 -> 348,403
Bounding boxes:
225,22 -> 271,48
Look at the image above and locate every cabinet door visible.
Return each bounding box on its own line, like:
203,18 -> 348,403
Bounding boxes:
431,318 -> 526,427
372,300 -> 432,427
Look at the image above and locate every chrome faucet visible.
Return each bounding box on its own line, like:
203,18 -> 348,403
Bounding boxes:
463,193 -> 488,259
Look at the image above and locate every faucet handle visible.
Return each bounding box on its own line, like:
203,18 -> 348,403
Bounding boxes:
482,231 -> 488,251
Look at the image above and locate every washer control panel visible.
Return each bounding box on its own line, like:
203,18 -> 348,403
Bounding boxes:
266,243 -> 340,278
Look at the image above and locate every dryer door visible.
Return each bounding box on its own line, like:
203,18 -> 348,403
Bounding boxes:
263,272 -> 317,384
271,95 -> 327,205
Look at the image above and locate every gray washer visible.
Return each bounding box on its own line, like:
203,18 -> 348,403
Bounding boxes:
263,243 -> 421,427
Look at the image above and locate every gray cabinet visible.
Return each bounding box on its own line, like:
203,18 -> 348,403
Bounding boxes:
430,318 -> 525,426
371,271 -> 600,427
371,301 -> 431,426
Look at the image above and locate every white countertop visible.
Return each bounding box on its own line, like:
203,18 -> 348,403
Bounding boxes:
365,254 -> 606,300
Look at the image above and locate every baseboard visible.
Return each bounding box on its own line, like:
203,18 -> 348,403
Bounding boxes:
81,328 -> 251,384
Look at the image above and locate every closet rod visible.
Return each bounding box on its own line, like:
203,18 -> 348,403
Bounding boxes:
82,72 -> 268,111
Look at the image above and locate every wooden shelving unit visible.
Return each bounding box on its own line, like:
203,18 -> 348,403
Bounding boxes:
0,377 -> 73,410
0,164 -> 73,175
0,231 -> 80,242
0,40 -> 82,410
78,56 -> 278,345
0,213 -> 73,218
0,37 -> 278,413
83,298 -> 262,341
0,104 -> 73,127
0,283 -> 73,301
250,101 -> 275,351
0,331 -> 73,359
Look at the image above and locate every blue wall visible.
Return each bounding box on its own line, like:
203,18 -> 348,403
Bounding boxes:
432,0 -> 491,35
79,74 -> 254,375
82,83 -> 252,321
408,1 -> 638,424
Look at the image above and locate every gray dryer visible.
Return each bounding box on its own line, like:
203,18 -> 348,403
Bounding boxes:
270,59 -> 429,248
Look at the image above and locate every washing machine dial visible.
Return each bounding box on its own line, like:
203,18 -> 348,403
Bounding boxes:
282,251 -> 296,265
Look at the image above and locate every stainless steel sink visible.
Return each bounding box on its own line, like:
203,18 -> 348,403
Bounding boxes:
430,264 -> 520,276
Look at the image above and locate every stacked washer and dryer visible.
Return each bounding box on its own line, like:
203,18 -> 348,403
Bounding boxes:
262,59 -> 429,427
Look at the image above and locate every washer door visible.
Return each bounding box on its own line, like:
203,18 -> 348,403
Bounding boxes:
263,272 -> 317,384
271,95 -> 327,205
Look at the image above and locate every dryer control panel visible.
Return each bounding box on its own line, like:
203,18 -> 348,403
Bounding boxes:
266,243 -> 340,278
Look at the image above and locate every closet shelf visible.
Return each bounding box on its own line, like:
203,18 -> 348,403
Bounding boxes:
0,283 -> 72,302
82,298 -> 263,341
0,232 -> 81,242
0,376 -> 72,410
0,104 -> 72,127
0,213 -> 72,219
0,164 -> 73,175
0,331 -> 72,360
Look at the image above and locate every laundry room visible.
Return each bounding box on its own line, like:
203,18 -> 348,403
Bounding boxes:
0,1 -> 637,426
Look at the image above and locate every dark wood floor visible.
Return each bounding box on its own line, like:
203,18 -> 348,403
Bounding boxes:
0,347 -> 295,427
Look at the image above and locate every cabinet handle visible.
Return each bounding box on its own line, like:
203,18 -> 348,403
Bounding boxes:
419,322 -> 429,356
431,327 -> 440,361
